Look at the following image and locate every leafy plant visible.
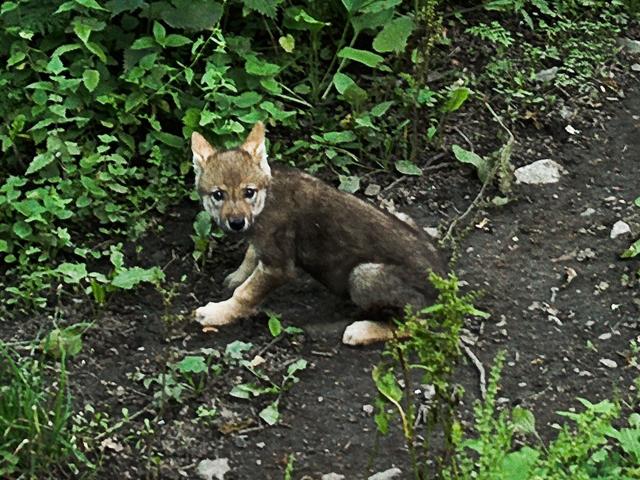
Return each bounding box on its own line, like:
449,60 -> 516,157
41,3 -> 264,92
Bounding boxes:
132,348 -> 221,406
231,357 -> 308,426
0,340 -> 93,478
443,355 -> 640,480
40,322 -> 92,358
372,272 -> 489,478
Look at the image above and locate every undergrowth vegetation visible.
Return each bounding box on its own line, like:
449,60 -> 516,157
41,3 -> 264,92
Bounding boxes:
1,0 -> 639,478
374,275 -> 640,480
1,0 -> 635,308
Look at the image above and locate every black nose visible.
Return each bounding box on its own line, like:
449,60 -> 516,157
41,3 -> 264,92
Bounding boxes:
228,217 -> 246,231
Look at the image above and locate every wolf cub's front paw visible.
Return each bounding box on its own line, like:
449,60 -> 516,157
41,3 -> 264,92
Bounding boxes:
195,299 -> 250,331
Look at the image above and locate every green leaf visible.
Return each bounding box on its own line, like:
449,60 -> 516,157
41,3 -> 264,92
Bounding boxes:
243,0 -> 282,18
230,383 -> 271,399
622,239 -> 640,259
225,340 -> 253,360
13,221 -> 33,239
73,22 -> 92,43
351,8 -> 394,34
26,152 -> 55,175
338,175 -> 360,194
245,56 -> 280,76
322,131 -> 356,144
0,240 -> 9,253
131,36 -> 156,50
512,406 -> 537,434
233,91 -> 262,108
372,365 -> 402,403
370,101 -> 393,117
40,325 -> 88,358
152,131 -> 183,148
284,325 -> 304,335
634,196 -> 640,208
75,0 -> 107,10
47,56 -> 65,74
82,69 -> 100,92
165,34 -> 191,47
152,21 -> 166,43
443,87 -> 471,113
193,210 -> 212,238
175,355 -> 207,374
284,7 -> 328,32
452,144 -> 489,182
278,34 -> 295,53
337,47 -> 384,68
57,262 -> 88,284
373,16 -> 414,53
268,314 -> 283,337
333,72 -> 356,94
259,400 -> 280,425
111,266 -> 164,289
395,160 -> 422,176
499,447 -> 540,480
286,359 -> 307,377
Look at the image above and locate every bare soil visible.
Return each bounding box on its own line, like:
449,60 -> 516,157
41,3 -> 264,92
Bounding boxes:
2,78 -> 640,480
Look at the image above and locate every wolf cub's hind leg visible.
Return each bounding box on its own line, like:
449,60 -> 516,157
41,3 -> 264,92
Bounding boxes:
343,263 -> 425,346
223,244 -> 258,290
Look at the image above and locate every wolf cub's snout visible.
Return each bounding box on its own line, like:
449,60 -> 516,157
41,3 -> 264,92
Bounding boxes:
191,122 -> 445,345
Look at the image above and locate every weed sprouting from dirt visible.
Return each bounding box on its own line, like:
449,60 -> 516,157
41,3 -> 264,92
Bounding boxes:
442,354 -> 640,480
372,272 -> 489,478
0,341 -> 94,478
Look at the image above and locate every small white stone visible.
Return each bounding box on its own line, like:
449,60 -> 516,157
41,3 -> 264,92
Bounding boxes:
368,468 -> 403,480
632,63 -> 640,72
610,220 -> 631,239
514,159 -> 564,185
322,474 -> 346,480
362,404 -> 374,415
565,125 -> 580,135
599,358 -> 617,369
197,458 -> 230,480
598,332 -> 612,340
580,208 -> 596,217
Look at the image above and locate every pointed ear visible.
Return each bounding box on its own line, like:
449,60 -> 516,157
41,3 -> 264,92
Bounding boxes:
191,132 -> 216,170
241,122 -> 270,176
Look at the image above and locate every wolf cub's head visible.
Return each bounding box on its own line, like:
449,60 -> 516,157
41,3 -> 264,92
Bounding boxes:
191,122 -> 271,233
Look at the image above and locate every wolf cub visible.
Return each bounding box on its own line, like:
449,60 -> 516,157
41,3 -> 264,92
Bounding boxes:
191,122 -> 445,345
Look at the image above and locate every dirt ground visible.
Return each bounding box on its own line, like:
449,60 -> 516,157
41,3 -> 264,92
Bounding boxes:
3,77 -> 640,480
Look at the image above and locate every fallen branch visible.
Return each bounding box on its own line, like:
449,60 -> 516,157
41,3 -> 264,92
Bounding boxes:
461,343 -> 487,400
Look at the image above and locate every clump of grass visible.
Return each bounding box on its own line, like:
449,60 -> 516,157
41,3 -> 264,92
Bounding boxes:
0,341 -> 91,478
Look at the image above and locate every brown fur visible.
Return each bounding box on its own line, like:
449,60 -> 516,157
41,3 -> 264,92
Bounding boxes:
191,123 -> 445,345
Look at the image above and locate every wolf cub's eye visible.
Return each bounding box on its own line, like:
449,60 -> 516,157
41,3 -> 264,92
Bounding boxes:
244,188 -> 256,199
211,190 -> 224,201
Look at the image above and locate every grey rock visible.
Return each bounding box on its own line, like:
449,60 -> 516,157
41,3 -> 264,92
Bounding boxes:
618,37 -> 640,53
610,220 -> 631,239
197,458 -> 230,480
322,474 -> 346,480
514,159 -> 564,185
368,468 -> 402,480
